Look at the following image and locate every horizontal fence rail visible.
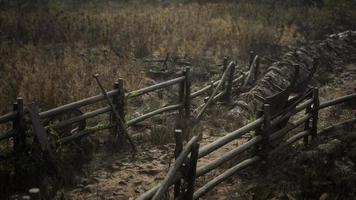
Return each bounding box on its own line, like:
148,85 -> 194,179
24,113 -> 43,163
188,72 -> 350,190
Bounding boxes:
1,52 -> 355,200
48,106 -> 112,130
319,93 -> 356,109
127,76 -> 185,98
0,111 -> 17,124
39,89 -> 119,119
138,90 -> 356,200
127,104 -> 182,126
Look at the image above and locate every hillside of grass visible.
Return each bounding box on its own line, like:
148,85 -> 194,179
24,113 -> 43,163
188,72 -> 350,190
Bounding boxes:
1,0 -> 356,114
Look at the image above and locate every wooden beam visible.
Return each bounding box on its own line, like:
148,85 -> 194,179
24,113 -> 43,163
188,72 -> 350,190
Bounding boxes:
127,76 -> 185,98
193,156 -> 260,199
151,136 -> 199,200
127,104 -> 182,126
0,111 -> 17,124
196,136 -> 262,177
198,117 -> 263,158
39,89 -> 119,119
50,106 -> 111,130
319,93 -> 356,109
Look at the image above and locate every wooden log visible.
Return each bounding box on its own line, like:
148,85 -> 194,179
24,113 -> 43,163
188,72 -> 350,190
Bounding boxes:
13,97 -> 26,155
127,104 -> 182,126
50,106 -> 111,130
136,172 -> 183,200
198,117 -> 263,158
177,75 -> 185,130
193,156 -> 260,199
190,80 -> 220,99
232,74 -> 244,84
249,51 -> 255,67
223,63 -> 236,103
303,92 -> 313,145
270,130 -> 310,155
111,81 -> 120,138
183,67 -> 191,139
174,129 -> 183,198
311,88 -> 319,139
0,111 -> 17,124
184,142 -> 199,200
196,136 -> 262,177
221,57 -> 229,91
39,89 -> 119,119
319,93 -> 356,109
59,124 -> 114,144
28,104 -> 53,156
116,79 -> 125,142
269,113 -> 312,142
270,98 -> 313,127
127,76 -> 185,98
259,104 -> 271,174
196,62 -> 235,121
93,74 -> 136,152
241,55 -> 259,91
151,136 -> 199,200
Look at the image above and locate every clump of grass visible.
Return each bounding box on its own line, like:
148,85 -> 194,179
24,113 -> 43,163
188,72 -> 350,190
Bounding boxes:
0,1 -> 355,116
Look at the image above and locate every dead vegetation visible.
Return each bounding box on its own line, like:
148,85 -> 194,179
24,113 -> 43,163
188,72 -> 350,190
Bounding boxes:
1,1 -> 356,115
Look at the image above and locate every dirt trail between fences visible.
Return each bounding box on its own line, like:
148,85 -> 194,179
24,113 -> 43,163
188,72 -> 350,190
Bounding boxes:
64,62 -> 355,200
64,121 -> 246,200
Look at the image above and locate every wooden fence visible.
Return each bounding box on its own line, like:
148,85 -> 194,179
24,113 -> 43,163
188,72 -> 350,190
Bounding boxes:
136,88 -> 356,200
0,56 -> 250,173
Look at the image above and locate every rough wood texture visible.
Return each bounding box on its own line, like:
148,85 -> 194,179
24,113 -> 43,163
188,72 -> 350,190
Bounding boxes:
0,111 -> 17,124
39,89 -> 119,119
28,103 -> 53,155
193,156 -> 260,199
151,136 -> 199,200
127,76 -> 185,98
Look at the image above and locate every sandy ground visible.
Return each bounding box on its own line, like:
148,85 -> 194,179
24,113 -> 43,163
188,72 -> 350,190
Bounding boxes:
64,64 -> 355,200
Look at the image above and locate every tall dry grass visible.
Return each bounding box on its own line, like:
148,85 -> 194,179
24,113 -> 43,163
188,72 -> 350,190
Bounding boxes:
1,1 -> 355,114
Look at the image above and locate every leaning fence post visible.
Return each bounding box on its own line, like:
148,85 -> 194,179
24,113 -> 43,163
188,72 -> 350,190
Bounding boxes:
311,88 -> 319,140
184,142 -> 199,200
183,67 -> 191,139
174,129 -> 183,198
223,62 -> 236,104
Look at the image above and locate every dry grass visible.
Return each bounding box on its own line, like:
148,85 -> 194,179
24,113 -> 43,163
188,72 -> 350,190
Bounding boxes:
1,1 -> 355,114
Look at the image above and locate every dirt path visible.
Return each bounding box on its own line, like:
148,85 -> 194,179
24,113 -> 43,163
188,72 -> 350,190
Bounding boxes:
64,63 -> 355,200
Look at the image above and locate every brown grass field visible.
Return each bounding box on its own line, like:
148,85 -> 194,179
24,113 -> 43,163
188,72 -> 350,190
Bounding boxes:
1,0 -> 355,114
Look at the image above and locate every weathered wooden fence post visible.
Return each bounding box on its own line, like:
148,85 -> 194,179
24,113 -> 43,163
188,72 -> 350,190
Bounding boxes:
223,63 -> 236,104
249,51 -> 255,67
303,92 -> 313,145
174,129 -> 183,198
256,104 -> 271,174
13,97 -> 26,181
221,57 -> 228,92
184,142 -> 199,200
112,79 -> 125,143
13,97 -> 26,155
183,67 -> 191,139
311,88 -> 320,140
176,70 -> 186,138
